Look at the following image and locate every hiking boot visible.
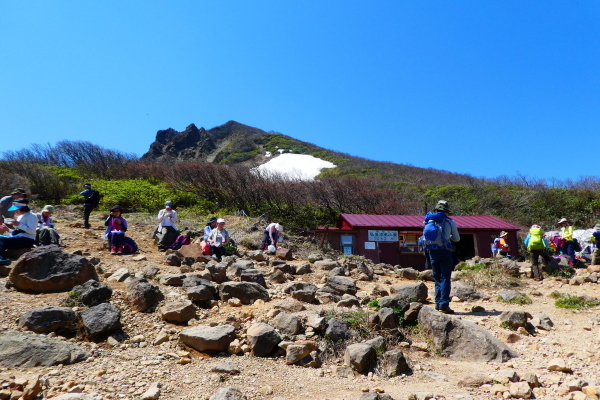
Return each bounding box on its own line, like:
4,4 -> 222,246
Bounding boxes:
533,276 -> 543,281
110,247 -> 117,255
439,306 -> 455,314
117,248 -> 123,255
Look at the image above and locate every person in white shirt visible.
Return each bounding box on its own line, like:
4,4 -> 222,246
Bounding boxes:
261,222 -> 283,250
157,201 -> 179,251
208,218 -> 230,261
0,202 -> 37,264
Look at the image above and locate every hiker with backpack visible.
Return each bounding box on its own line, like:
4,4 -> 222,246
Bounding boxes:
523,224 -> 550,281
421,200 -> 460,314
558,218 -> 576,265
590,224 -> 600,265
80,183 -> 100,229
491,231 -> 510,258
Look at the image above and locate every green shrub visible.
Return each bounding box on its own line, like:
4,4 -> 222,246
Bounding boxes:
550,292 -> 600,309
367,299 -> 380,309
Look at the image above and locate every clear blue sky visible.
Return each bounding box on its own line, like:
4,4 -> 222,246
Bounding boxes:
1,1 -> 599,182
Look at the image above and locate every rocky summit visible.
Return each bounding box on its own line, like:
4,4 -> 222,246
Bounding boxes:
1,209 -> 600,400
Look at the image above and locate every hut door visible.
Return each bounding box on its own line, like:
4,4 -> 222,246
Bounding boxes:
379,242 -> 399,266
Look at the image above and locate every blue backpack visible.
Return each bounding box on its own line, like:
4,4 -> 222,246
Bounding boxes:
421,212 -> 452,251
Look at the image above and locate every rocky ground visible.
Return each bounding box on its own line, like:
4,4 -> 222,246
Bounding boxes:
2,208 -> 600,400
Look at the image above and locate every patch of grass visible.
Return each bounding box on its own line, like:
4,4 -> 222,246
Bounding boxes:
460,261 -> 521,289
455,262 -> 487,272
501,322 -> 516,331
498,295 -> 532,305
367,299 -> 380,309
550,292 -> 600,309
546,266 -> 575,279
60,291 -> 81,307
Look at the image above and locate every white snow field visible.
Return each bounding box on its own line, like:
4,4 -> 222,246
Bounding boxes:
253,153 -> 336,180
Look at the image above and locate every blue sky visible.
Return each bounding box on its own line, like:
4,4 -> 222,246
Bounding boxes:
1,1 -> 599,182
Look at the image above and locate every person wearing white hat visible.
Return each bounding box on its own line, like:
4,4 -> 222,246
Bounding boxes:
35,205 -> 59,246
156,201 -> 179,251
261,222 -> 284,250
208,218 -> 230,261
558,218 -> 575,265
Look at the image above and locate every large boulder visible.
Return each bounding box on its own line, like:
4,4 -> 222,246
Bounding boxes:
389,282 -> 428,302
325,318 -> 352,341
125,278 -> 165,312
275,248 -> 293,260
272,312 -> 303,336
240,269 -> 267,288
0,330 -> 89,367
319,276 -> 358,296
418,307 -> 517,362
8,245 -> 98,293
218,282 -> 270,304
187,284 -> 216,302
72,280 -> 113,306
377,295 -> 410,312
284,282 -> 318,294
80,303 -> 122,339
18,306 -> 77,333
382,350 -> 410,377
247,323 -> 281,357
180,325 -> 236,352
178,244 -> 204,259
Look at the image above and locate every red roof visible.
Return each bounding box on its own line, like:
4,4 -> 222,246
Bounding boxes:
338,214 -> 520,231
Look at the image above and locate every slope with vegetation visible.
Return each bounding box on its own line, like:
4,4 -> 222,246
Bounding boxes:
2,121 -> 600,238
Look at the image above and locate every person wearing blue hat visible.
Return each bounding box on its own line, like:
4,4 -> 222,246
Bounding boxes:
0,188 -> 27,221
0,202 -> 37,264
80,183 -> 100,229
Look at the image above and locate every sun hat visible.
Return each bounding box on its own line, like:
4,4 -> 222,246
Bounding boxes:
557,218 -> 569,224
531,224 -> 541,229
164,201 -> 173,208
110,205 -> 123,212
275,223 -> 284,232
42,205 -> 55,213
11,188 -> 26,195
206,217 -> 217,225
500,231 -> 508,237
434,202 -> 450,213
217,218 -> 225,223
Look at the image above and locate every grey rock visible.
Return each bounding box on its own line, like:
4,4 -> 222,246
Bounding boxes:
329,266 -> 346,277
378,295 -> 410,312
358,394 -> 395,400
307,252 -> 323,262
383,349 -> 410,377
418,306 -> 518,362
142,264 -> 160,278
72,279 -> 112,306
247,251 -> 267,262
8,245 -> 98,293
80,303 -> 121,339
325,318 -> 352,341
291,289 -> 316,303
240,269 -> 267,288
397,267 -> 420,280
247,323 -> 281,357
306,314 -> 326,331
272,312 -> 302,336
18,306 -> 77,333
210,361 -> 241,375
180,325 -> 236,352
499,311 -> 532,330
164,253 -> 181,266
344,343 -> 376,373
365,336 -> 386,350
404,302 -> 423,323
390,282 -> 428,302
182,274 -> 210,288
314,259 -> 340,270
0,330 -> 89,367
187,285 -> 215,302
285,344 -> 312,364
449,281 -> 485,301
295,263 -> 312,275
498,289 -> 525,302
209,386 -> 247,400
269,270 -> 286,283
378,307 -> 401,329
159,273 -> 186,286
273,298 -> 306,312
125,278 -> 165,312
218,282 -> 270,304
273,264 -> 295,275
530,314 -> 554,330
284,282 -> 318,294
107,267 -> 131,282
207,263 -> 228,283
159,299 -> 196,323
371,285 -> 389,297
337,296 -> 360,308
321,276 -> 358,296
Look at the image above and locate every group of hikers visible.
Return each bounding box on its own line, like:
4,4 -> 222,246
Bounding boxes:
0,184 -> 285,264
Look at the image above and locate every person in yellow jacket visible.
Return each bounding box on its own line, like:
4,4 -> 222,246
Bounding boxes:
558,218 -> 575,265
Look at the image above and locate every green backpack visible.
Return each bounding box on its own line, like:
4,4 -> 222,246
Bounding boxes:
528,227 -> 545,251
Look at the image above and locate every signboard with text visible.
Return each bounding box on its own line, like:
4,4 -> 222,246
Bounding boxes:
367,230 -> 399,242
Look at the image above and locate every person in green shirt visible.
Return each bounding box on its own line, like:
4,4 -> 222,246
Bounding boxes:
558,218 -> 575,266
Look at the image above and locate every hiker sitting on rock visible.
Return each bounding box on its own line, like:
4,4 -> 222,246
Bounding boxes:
0,202 -> 37,265
0,188 -> 27,223
523,224 -> 550,281
35,205 -> 60,246
208,218 -> 230,262
156,201 -> 179,252
104,205 -> 128,255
